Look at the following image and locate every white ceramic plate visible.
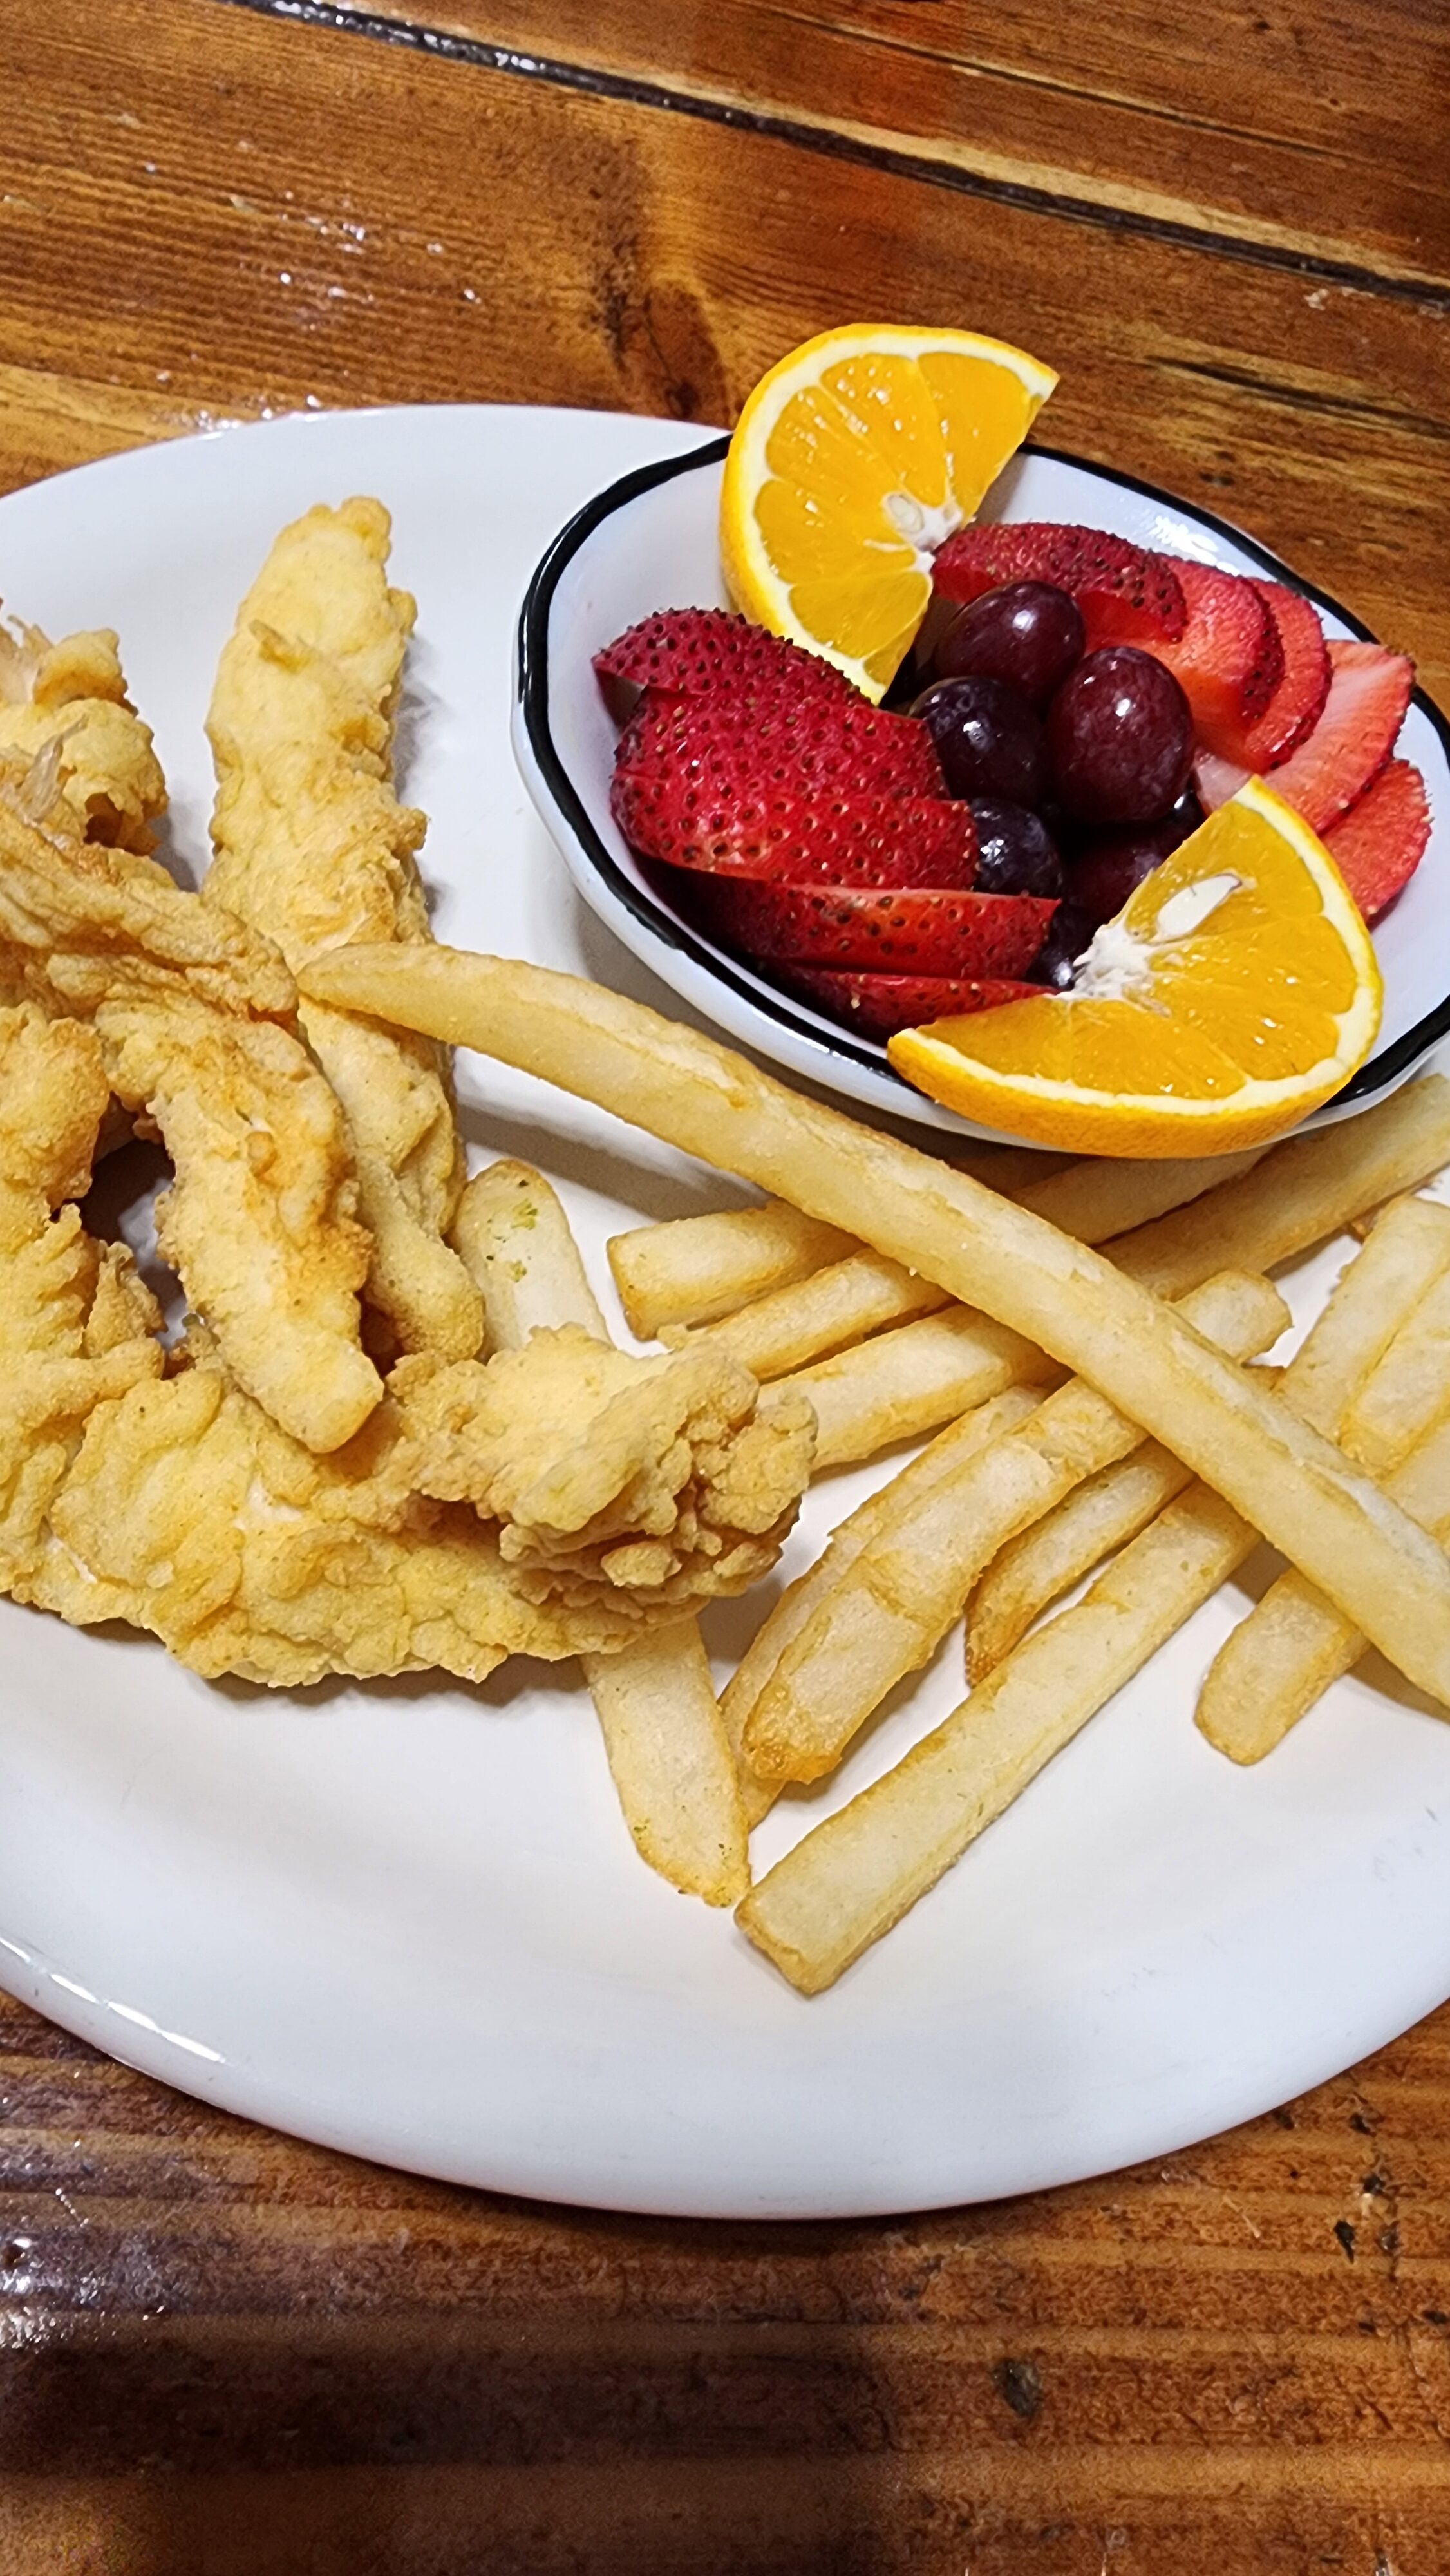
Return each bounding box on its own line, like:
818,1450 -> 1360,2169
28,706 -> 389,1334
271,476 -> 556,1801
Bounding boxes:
514,437 -> 1450,1142
4,404 -> 1450,2221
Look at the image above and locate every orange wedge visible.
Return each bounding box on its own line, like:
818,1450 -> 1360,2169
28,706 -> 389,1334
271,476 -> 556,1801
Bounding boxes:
719,325 -> 1057,702
887,779 -> 1383,1156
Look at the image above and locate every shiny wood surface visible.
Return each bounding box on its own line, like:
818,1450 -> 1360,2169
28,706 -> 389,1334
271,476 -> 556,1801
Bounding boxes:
2,1 -> 1449,2565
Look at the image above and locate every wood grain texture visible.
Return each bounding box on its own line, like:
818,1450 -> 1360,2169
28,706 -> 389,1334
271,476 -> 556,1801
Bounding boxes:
326,0 -> 1450,289
3,0 -> 1450,2565
1,0 -> 1447,698
5,1989 -> 1450,2570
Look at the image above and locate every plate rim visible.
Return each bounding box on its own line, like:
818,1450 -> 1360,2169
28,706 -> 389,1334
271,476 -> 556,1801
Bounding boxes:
515,435 -> 1450,1119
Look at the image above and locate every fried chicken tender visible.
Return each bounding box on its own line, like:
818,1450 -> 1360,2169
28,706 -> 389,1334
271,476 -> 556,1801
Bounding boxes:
0,618 -> 167,855
393,1325 -> 817,1611
0,1005 -> 162,1597
0,782 -> 382,1453
207,499 -> 482,1363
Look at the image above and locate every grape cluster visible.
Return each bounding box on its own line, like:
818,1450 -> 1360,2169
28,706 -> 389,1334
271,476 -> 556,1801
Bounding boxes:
909,583 -> 1202,985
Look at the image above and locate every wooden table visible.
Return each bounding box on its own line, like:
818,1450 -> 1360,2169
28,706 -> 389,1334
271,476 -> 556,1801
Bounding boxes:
3,3 -> 1448,2566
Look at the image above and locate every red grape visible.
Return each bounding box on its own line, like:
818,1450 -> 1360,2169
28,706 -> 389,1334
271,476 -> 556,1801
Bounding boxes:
910,676 -> 1050,807
1027,902 -> 1095,990
934,582 -> 1085,707
968,799 -> 1064,899
1067,794 -> 1205,924
1046,647 -> 1193,824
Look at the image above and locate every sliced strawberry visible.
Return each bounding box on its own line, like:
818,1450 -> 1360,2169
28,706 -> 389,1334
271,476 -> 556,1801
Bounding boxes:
1324,759 -> 1431,922
1197,640 -> 1415,832
684,876 -> 1054,976
614,772 -> 979,889
932,524 -> 1187,648
1234,583 -> 1331,769
1150,559 -> 1284,756
776,967 -> 1040,1041
595,608 -> 851,705
616,690 -> 944,804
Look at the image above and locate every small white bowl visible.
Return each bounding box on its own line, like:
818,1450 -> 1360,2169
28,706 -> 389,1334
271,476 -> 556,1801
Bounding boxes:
513,435 -> 1450,1144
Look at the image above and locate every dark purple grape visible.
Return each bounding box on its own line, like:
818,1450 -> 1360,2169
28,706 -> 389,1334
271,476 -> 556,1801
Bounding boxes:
934,582 -> 1085,708
1046,647 -> 1193,826
1027,902 -> 1095,991
1068,793 -> 1206,925
911,676 -> 1050,808
968,799 -> 1064,900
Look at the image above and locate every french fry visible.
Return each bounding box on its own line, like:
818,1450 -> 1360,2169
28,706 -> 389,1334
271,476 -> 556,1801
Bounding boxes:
967,1439 -> 1194,1680
1338,1263 -> 1450,1476
1110,1077 -> 1450,1296
608,1200 -> 854,1339
779,1307 -> 1060,1471
1198,1217 -> 1450,1764
297,949 -> 1450,1712
740,1269 -> 1290,1786
737,1486 -> 1254,1994
722,1380 -> 1049,1829
581,1623 -> 748,1906
740,1199 -> 1445,1985
664,1249 -> 951,1380
451,1158 -> 748,1902
1017,1144 -> 1267,1242
451,1158 -> 608,1348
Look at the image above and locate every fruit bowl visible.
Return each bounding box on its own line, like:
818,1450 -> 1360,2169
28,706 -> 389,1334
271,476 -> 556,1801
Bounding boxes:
513,435 -> 1450,1145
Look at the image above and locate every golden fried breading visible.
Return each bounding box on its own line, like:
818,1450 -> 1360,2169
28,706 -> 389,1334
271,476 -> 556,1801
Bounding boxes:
0,616 -> 167,855
26,1355 -> 644,1689
0,784 -> 383,1453
0,1006 -> 162,1595
207,499 -> 482,1363
392,1325 -> 817,1610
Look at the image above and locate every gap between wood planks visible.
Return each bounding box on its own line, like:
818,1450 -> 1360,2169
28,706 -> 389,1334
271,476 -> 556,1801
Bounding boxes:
209,0 -> 1450,312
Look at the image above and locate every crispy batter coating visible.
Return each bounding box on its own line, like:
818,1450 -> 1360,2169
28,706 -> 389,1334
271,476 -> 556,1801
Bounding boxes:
0,783 -> 382,1454
0,620 -> 167,855
393,1325 -> 817,1610
207,499 -> 482,1363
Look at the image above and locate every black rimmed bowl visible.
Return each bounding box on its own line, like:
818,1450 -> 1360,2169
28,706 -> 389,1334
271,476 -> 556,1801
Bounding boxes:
513,432 -> 1450,1144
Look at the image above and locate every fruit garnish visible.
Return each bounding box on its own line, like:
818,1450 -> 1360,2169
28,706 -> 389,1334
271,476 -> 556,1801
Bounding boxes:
1234,582 -> 1330,769
612,774 -> 979,889
1045,646 -> 1193,824
616,688 -> 945,803
719,325 -> 1057,703
1151,558 -> 1284,757
594,607 -> 855,703
1066,797 -> 1204,925
1197,639 -> 1414,833
933,524 -> 1187,649
966,799 -> 1064,898
1323,758 -> 1431,922
778,968 -> 1041,1041
886,779 -> 1382,1154
933,581 -> 1085,707
687,878 -> 1055,977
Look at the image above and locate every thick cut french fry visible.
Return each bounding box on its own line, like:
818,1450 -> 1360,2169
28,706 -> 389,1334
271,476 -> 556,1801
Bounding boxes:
1110,1078 -> 1450,1296
1339,1263 -> 1450,1476
297,950 -> 1450,1712
451,1158 -> 608,1349
1276,1196 -> 1450,1450
778,1307 -> 1060,1471
722,1380 -> 1049,1830
608,1200 -> 854,1340
967,1439 -> 1194,1680
737,1487 -> 1255,1994
664,1249 -> 951,1380
582,1623 -> 748,1906
1199,1345 -> 1450,1766
741,1269 -> 1289,1785
1017,1145 -> 1267,1243
451,1159 -> 747,1900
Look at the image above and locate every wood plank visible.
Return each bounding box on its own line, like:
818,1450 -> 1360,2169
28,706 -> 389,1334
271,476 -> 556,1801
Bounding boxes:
321,0 -> 1450,289
1,1992 -> 1449,2571
2,0 -> 1446,701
